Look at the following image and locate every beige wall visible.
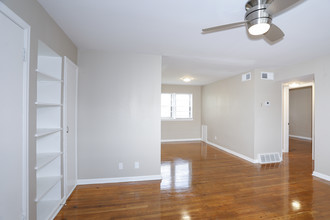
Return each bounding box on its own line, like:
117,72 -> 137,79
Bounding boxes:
2,1 -> 77,219
276,55 -> 330,178
78,51 -> 161,180
202,73 -> 255,159
161,85 -> 201,140
289,87 -> 312,138
202,71 -> 282,161
253,70 -> 282,159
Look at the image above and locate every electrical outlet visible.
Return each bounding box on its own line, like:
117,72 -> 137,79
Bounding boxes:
214,136 -> 217,140
134,161 -> 139,169
118,162 -> 123,170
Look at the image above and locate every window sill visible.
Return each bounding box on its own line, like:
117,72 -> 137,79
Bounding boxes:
161,119 -> 194,122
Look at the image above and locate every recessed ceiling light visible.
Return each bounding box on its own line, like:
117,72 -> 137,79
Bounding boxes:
180,76 -> 194,83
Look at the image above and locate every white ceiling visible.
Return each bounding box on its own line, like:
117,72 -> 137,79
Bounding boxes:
38,0 -> 330,85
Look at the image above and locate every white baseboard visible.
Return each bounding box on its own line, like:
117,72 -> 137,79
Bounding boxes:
77,175 -> 162,185
49,198 -> 66,220
313,171 -> 330,181
289,135 -> 312,141
161,138 -> 201,143
65,183 -> 77,200
206,141 -> 258,164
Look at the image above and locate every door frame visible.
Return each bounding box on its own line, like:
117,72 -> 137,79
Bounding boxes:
282,81 -> 315,159
63,56 -> 78,198
0,2 -> 30,219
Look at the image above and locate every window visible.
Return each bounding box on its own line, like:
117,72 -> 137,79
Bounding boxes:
161,93 -> 192,120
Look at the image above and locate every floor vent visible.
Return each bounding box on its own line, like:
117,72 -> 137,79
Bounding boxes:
258,153 -> 281,164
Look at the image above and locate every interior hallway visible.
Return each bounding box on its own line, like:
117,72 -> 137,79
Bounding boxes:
55,138 -> 330,219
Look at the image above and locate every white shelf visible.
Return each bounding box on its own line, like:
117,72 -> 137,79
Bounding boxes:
36,70 -> 63,82
36,176 -> 62,202
35,128 -> 62,138
37,199 -> 62,220
35,153 -> 62,170
36,43 -> 64,220
35,102 -> 62,107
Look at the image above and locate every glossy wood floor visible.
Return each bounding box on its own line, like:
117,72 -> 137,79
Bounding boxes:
56,138 -> 330,219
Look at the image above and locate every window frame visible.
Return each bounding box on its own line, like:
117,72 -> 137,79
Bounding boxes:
161,93 -> 193,121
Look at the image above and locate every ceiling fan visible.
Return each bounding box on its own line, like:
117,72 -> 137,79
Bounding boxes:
202,0 -> 302,42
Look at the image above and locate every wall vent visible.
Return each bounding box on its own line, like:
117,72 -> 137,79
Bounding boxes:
242,72 -> 251,81
261,72 -> 274,80
258,152 -> 281,164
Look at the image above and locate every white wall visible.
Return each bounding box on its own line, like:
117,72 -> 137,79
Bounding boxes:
276,56 -> 330,178
2,1 -> 77,219
78,51 -> 161,180
289,87 -> 312,139
161,85 -> 201,141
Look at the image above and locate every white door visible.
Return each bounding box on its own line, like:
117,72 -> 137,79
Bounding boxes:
0,10 -> 26,220
64,57 -> 78,197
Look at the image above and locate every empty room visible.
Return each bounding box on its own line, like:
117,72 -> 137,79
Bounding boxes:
2,0 -> 330,219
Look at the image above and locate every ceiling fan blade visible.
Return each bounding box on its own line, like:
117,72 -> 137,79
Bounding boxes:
263,24 -> 284,42
202,21 -> 246,34
266,0 -> 302,15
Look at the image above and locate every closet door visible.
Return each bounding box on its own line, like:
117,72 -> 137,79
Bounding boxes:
64,57 -> 78,197
0,10 -> 26,220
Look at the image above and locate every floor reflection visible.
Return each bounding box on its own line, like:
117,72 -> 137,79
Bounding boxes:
161,159 -> 192,191
56,139 -> 330,219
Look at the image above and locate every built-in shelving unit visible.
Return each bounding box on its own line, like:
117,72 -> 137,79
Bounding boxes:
35,41 -> 63,220
35,101 -> 63,107
35,153 -> 62,170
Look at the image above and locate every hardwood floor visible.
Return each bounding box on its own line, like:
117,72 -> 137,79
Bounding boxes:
56,138 -> 330,219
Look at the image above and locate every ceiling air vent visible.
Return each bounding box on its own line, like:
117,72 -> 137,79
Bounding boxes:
242,72 -> 251,82
261,72 -> 274,80
258,152 -> 281,164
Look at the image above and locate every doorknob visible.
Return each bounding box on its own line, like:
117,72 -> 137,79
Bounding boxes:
66,126 -> 69,133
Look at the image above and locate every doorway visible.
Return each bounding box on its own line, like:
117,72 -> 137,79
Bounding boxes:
282,81 -> 314,160
0,3 -> 30,220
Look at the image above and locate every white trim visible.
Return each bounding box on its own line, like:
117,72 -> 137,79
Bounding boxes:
63,57 -> 79,197
282,81 -> 315,159
282,84 -> 289,153
289,135 -> 312,141
161,118 -> 194,121
65,185 -> 77,201
47,197 -> 66,220
77,175 -> 162,185
46,186 -> 75,220
0,3 -> 31,220
313,171 -> 330,182
161,138 -> 201,143
206,141 -> 258,164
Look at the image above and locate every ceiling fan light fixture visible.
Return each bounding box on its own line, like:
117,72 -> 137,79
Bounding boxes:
245,4 -> 272,36
248,22 -> 270,35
